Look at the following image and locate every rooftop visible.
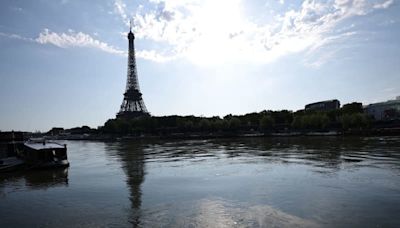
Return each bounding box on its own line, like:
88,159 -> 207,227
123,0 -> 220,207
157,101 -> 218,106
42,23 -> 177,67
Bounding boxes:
24,142 -> 65,150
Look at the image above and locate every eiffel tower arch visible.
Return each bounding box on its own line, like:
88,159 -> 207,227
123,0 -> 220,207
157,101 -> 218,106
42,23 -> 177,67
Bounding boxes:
117,25 -> 150,119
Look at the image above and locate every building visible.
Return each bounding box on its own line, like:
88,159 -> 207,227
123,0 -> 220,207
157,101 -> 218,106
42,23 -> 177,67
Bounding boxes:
117,22 -> 149,119
364,96 -> 400,121
305,99 -> 340,112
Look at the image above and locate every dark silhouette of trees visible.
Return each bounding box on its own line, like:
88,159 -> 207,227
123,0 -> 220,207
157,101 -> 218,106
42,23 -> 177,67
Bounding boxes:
100,104 -> 373,135
259,115 -> 274,132
340,113 -> 370,130
341,102 -> 363,115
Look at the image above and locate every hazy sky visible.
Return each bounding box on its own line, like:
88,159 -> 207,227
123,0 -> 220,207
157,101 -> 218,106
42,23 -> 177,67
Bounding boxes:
0,0 -> 399,131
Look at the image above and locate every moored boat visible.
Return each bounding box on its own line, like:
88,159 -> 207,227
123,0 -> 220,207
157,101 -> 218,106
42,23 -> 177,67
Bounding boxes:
1,132 -> 70,172
21,140 -> 69,169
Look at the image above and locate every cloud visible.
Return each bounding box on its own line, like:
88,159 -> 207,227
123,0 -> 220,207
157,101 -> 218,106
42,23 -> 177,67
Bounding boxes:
0,32 -> 34,42
35,29 -> 125,55
136,49 -> 176,62
1,29 -> 177,62
374,0 -> 394,9
1,29 -> 127,56
303,31 -> 358,67
383,87 -> 395,92
2,0 -> 395,65
114,0 -> 129,26
123,0 -> 394,66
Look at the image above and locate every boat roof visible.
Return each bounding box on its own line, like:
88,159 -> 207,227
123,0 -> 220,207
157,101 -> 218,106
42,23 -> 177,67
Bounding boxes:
24,142 -> 65,150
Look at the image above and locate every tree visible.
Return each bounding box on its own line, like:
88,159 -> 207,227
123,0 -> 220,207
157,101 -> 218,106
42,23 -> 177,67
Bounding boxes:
199,119 -> 211,131
341,102 -> 363,115
291,116 -> 302,129
259,115 -> 274,131
340,113 -> 370,130
228,117 -> 241,131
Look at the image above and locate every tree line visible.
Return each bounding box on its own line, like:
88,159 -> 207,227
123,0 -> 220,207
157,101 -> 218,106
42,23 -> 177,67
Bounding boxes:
100,102 -> 371,135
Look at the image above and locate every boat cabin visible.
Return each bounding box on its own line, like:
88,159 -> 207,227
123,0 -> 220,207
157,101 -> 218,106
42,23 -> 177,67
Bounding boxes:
22,141 -> 69,168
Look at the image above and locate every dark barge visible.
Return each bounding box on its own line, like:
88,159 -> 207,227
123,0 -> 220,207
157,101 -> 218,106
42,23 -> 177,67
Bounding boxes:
22,140 -> 69,169
0,132 -> 69,172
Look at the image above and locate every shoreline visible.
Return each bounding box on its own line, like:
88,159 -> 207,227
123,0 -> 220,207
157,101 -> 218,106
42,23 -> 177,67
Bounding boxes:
44,128 -> 400,141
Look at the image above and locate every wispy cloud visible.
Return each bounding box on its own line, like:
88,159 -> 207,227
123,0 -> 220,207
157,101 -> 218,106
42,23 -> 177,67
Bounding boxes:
303,31 -> 358,67
1,29 -> 174,62
1,29 -> 126,56
383,87 -> 395,92
136,49 -> 176,62
0,32 -> 34,42
374,0 -> 394,9
113,0 -> 394,66
114,0 -> 129,26
36,29 -> 125,55
2,1 -> 181,62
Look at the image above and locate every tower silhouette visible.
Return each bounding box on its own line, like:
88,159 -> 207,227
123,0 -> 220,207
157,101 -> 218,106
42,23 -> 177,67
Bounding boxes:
117,23 -> 149,119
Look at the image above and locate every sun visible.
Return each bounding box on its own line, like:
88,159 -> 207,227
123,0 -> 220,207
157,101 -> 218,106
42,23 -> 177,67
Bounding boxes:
184,0 -> 249,66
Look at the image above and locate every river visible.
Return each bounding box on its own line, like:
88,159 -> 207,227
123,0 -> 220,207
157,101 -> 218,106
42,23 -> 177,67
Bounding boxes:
1,136 -> 400,227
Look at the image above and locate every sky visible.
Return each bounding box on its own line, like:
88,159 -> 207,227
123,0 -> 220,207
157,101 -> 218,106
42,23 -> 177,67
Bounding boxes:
0,0 -> 399,132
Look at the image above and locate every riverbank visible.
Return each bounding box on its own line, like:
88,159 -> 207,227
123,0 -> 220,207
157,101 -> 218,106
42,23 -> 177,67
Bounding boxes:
42,127 -> 400,141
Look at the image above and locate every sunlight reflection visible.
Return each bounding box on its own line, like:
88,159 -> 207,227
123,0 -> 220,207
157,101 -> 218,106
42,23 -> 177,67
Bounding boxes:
139,198 -> 319,227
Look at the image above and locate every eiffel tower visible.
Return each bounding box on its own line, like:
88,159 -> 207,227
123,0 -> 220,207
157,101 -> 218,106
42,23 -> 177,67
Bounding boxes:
117,22 -> 149,119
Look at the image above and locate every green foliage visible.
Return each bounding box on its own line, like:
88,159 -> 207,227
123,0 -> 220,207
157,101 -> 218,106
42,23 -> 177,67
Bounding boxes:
291,116 -> 302,129
340,113 -> 370,130
228,117 -> 241,131
199,119 -> 211,131
259,115 -> 274,131
290,113 -> 329,130
298,112 -> 330,130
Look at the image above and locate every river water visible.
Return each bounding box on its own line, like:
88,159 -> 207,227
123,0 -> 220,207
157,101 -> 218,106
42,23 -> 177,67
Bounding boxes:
1,137 -> 400,227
